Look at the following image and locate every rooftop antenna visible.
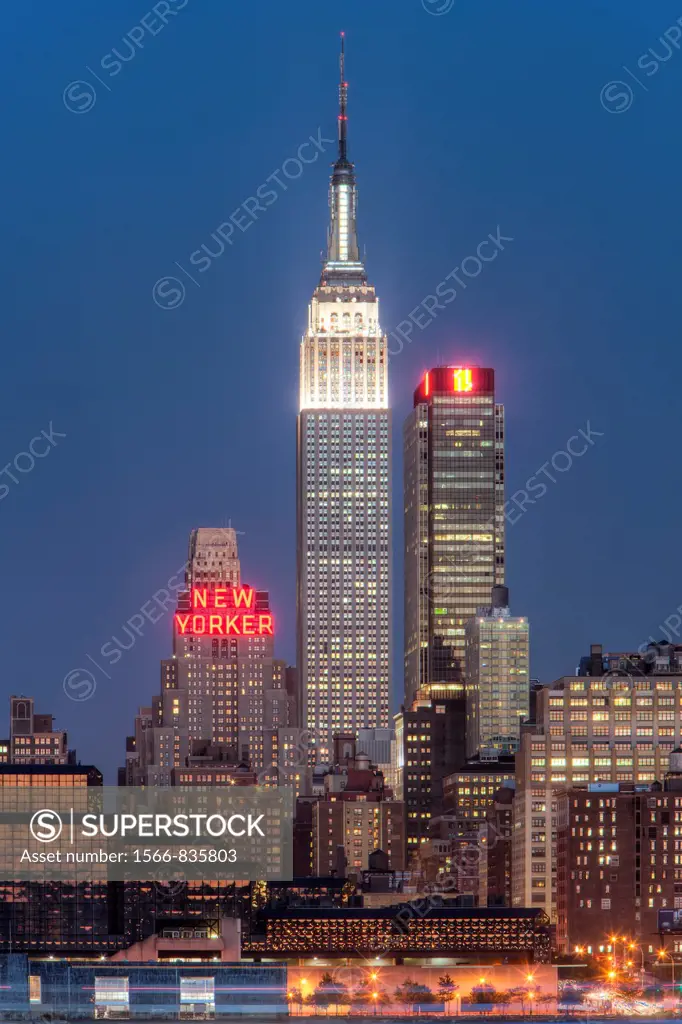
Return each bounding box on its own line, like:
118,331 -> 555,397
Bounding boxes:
338,31 -> 348,163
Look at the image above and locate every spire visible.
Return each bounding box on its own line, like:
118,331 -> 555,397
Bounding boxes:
322,32 -> 364,283
338,31 -> 348,164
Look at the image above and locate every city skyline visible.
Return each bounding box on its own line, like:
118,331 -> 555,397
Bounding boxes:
1,3 -> 676,787
4,2 -> 682,989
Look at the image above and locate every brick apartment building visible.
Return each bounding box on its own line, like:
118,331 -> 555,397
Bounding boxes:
556,766 -> 682,955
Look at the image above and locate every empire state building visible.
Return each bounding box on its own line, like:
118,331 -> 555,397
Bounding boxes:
297,37 -> 391,762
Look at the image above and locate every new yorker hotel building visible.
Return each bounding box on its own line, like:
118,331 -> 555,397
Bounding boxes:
297,42 -> 390,761
123,529 -> 291,785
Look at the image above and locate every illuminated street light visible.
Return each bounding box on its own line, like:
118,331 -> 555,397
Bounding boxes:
657,950 -> 676,1003
628,943 -> 646,984
609,934 -> 623,970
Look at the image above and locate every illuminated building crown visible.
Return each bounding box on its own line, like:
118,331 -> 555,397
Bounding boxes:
299,34 -> 388,412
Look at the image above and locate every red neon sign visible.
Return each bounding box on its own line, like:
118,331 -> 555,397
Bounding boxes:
174,588 -> 275,637
191,587 -> 254,609
453,367 -> 474,392
175,613 -> 274,636
415,367 -> 493,405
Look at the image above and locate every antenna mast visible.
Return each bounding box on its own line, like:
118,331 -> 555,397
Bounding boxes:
338,32 -> 348,162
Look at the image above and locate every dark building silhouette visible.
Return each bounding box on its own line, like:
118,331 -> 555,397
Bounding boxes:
485,786 -> 514,908
395,693 -> 466,859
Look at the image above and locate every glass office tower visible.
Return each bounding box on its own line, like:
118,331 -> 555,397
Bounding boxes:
404,366 -> 505,705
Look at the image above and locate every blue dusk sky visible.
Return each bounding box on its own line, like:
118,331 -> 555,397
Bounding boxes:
1,0 -> 681,779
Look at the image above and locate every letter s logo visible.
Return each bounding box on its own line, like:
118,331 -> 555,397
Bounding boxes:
30,809 -> 63,843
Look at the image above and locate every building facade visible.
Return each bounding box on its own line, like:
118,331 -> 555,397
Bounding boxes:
297,42 -> 391,763
3,959 -> 285,1019
394,693 -> 466,858
413,817 -> 483,902
556,776 -> 682,956
357,726 -> 397,792
404,366 -> 505,705
296,737 -> 405,874
442,753 -> 516,825
0,764 -> 112,954
513,651 -> 682,922
243,904 -> 551,962
1,696 -> 73,765
123,528 -> 295,785
421,754 -> 514,906
311,797 -> 405,876
484,785 -> 514,908
465,586 -> 529,758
